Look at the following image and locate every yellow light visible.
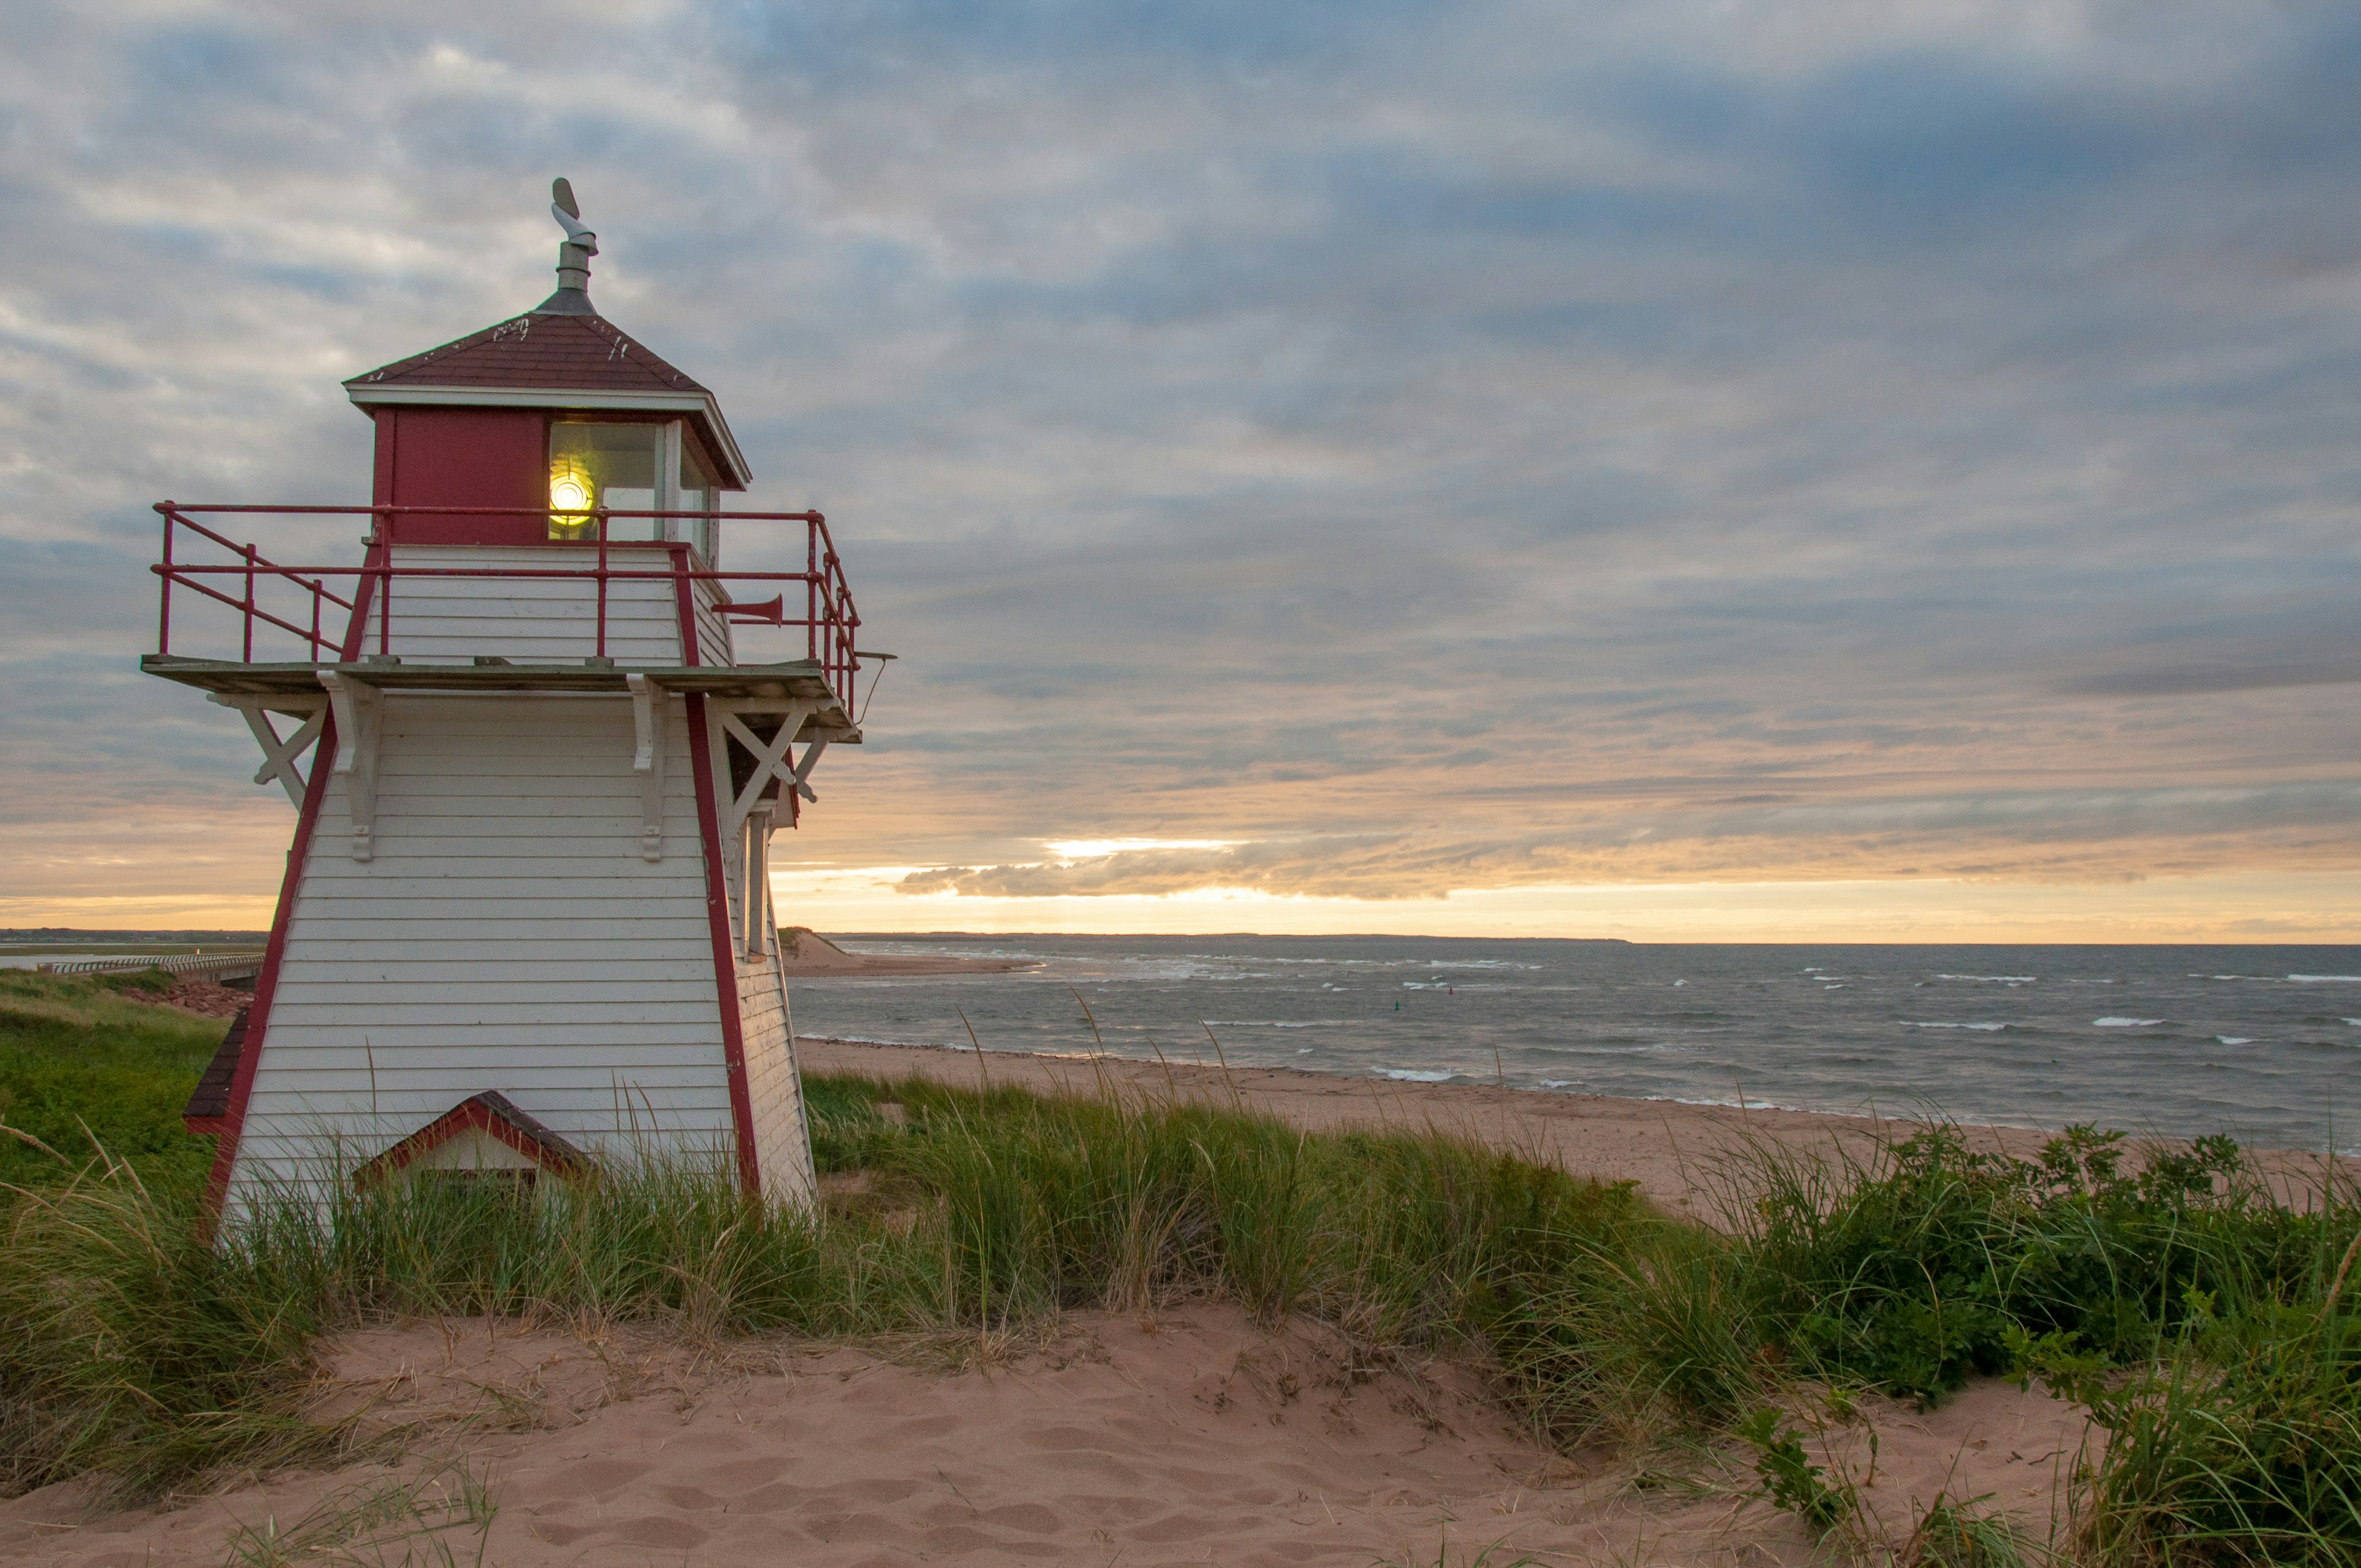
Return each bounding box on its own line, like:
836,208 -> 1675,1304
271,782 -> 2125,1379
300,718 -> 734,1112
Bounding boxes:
548,459 -> 594,539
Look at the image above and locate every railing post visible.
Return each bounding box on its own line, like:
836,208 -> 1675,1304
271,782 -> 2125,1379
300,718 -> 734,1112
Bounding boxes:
156,503 -> 173,656
378,508 -> 393,656
807,518 -> 818,662
242,541 -> 257,663
595,508 -> 609,659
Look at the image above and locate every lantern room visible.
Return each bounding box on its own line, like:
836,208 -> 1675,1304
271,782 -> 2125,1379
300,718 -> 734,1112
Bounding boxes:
344,182 -> 748,561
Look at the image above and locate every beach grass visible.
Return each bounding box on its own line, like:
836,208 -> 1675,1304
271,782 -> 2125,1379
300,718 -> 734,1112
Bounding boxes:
2,987 -> 2356,1563
0,970 -> 223,1191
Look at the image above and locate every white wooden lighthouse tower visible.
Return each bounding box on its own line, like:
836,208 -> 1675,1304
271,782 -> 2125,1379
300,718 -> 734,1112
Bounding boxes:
148,184 -> 863,1217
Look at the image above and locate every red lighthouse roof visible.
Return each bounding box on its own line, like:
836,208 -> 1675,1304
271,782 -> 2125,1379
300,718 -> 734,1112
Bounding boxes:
342,194 -> 751,487
350,311 -> 712,400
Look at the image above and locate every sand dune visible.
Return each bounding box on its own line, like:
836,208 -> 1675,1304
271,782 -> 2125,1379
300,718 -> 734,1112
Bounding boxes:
2,1306 -> 2086,1566
21,1041 -> 2292,1565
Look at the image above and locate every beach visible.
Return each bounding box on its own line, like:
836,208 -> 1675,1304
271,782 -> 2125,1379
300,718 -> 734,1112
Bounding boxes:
0,1303 -> 2088,1567
6,966 -> 2352,1566
796,1033 -> 2352,1217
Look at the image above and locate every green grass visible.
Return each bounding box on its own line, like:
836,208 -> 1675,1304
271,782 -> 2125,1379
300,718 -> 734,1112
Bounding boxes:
1,990 -> 2355,1566
0,970 -> 224,1189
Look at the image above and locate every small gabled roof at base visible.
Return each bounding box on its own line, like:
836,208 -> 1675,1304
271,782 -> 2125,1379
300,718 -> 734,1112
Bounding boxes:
354,1091 -> 593,1186
344,311 -> 751,487
184,1005 -> 249,1134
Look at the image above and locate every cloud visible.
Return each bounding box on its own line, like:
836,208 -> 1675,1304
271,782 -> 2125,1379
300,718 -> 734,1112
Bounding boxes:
3,1 -> 2358,932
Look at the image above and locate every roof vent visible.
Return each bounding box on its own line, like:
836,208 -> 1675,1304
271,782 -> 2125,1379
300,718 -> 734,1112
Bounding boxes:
534,177 -> 599,317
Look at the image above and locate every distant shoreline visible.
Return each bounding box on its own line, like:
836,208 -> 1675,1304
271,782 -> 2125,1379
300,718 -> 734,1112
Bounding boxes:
778,928 -> 1041,977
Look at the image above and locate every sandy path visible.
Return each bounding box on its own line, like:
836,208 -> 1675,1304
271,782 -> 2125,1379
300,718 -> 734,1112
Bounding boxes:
1,1307 -> 2087,1567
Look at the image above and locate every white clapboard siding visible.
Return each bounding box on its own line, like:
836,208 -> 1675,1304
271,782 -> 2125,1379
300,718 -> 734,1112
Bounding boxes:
740,946 -> 815,1207
691,573 -> 734,666
223,692 -> 743,1214
364,546 -> 690,664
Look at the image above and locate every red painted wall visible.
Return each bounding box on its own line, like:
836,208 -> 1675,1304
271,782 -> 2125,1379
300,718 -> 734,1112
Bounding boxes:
371,408 -> 547,546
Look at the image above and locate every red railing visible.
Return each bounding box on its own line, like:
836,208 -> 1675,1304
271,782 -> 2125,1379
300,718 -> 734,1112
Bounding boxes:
151,503 -> 864,711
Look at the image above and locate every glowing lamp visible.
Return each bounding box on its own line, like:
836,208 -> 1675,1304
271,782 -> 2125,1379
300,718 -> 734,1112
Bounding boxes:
548,457 -> 593,539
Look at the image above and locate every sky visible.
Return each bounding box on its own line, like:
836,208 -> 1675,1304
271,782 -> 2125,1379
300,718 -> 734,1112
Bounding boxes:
2,0 -> 2357,942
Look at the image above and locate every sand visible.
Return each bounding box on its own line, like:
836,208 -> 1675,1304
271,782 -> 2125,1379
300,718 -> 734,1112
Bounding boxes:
22,1040 -> 2336,1566
0,1307 -> 2088,1567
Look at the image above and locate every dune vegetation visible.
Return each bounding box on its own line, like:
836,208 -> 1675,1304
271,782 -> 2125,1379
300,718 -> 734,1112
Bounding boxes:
1,971 -> 2355,1564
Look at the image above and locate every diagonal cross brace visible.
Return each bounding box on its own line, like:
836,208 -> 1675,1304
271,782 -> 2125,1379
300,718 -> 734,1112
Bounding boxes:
711,700 -> 822,842
207,693 -> 329,808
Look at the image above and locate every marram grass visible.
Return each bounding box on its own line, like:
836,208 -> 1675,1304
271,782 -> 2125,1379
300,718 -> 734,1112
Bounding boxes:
2,1050 -> 2356,1567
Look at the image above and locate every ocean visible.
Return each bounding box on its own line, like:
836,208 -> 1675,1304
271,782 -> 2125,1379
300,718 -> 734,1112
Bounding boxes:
785,937 -> 2361,1154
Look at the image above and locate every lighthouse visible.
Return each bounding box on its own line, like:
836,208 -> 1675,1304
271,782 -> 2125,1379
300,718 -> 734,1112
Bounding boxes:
150,183 -> 863,1218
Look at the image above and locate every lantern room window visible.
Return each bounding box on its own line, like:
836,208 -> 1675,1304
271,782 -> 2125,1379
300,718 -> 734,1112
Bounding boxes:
678,439 -> 718,565
547,420 -> 719,561
548,423 -> 660,540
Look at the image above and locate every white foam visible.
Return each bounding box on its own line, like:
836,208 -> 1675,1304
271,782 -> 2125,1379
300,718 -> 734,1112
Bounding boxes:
2094,1017 -> 2164,1028
1937,974 -> 2037,983
1824,984 -> 1846,990
2345,1019 -> 2361,1028
1425,959 -> 1542,970
2288,975 -> 2361,983
1902,1022 -> 2007,1031
1377,1068 -> 1456,1082
1202,1019 -> 1344,1028
2216,1036 -> 2255,1046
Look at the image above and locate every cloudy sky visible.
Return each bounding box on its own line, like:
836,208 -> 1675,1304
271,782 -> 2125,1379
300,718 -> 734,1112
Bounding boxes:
4,0 -> 2357,940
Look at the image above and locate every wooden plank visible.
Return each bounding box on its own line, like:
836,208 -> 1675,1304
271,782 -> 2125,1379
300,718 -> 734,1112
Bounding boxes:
247,1021 -> 735,1048
266,987 -> 718,1011
264,958 -> 721,982
293,840 -> 708,864
247,1063 -> 732,1092
302,866 -> 707,890
266,996 -> 726,1023
275,939 -> 719,963
251,1040 -> 727,1071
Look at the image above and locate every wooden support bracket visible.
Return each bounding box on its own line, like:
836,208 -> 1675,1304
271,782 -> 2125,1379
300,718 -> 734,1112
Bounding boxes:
706,698 -> 823,842
743,801 -> 775,957
627,673 -> 666,862
207,693 -> 329,808
316,672 -> 384,861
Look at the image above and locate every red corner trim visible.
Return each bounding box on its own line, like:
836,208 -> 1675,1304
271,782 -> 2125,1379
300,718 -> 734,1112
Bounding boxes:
341,536 -> 387,661
671,542 -> 701,669
203,708 -> 339,1225
688,691 -> 761,1194
352,1092 -> 588,1186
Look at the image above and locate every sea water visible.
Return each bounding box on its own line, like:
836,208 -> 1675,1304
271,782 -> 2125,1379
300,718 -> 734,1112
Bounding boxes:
785,937 -> 2361,1153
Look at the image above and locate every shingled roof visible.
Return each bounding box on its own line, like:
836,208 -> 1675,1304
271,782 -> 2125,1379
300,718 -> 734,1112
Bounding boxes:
344,307 -> 751,486
347,311 -> 711,398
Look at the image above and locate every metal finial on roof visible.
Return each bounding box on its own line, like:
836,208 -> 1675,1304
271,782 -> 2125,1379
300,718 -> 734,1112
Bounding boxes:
534,178 -> 599,317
